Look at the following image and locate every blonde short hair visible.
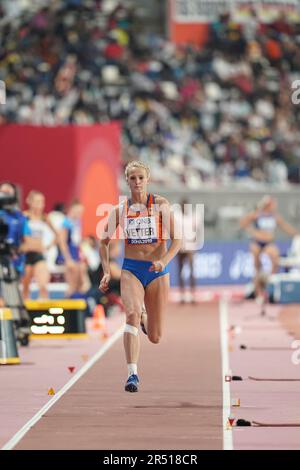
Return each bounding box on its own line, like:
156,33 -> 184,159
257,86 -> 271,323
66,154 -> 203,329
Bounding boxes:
125,161 -> 150,180
257,195 -> 274,210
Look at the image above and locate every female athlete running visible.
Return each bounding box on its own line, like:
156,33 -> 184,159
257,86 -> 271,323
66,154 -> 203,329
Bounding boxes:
240,195 -> 298,300
99,161 -> 181,392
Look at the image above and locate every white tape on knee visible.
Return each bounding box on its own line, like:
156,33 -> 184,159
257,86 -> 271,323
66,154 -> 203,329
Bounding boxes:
124,324 -> 139,336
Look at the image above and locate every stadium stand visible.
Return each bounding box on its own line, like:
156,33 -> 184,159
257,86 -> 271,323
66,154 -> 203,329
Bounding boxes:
1,0 -> 300,189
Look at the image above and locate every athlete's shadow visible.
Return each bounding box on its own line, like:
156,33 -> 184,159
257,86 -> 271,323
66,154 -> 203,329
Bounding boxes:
134,402 -> 222,410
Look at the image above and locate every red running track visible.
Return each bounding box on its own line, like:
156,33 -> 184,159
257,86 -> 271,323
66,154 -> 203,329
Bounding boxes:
228,301 -> 300,450
2,294 -> 300,450
9,302 -> 224,450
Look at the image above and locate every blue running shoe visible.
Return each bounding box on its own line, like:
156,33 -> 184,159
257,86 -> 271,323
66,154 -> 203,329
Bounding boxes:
125,374 -> 139,392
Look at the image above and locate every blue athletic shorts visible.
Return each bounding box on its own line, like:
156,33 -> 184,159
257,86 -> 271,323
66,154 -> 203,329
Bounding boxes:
122,258 -> 169,288
253,240 -> 271,250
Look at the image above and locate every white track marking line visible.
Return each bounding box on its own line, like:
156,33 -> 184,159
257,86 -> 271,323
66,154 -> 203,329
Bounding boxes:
219,298 -> 233,450
1,325 -> 124,450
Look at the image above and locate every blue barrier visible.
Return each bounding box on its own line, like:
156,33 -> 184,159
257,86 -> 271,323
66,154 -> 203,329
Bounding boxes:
168,240 -> 290,286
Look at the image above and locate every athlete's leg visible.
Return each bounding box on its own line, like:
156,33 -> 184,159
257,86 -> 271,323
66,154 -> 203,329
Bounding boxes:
187,251 -> 196,302
34,260 -> 50,299
22,265 -> 34,300
263,244 -> 280,274
140,304 -> 148,334
78,261 -> 90,293
250,242 -> 262,297
144,273 -> 170,344
121,270 -> 144,377
177,252 -> 185,301
250,242 -> 261,272
65,261 -> 80,297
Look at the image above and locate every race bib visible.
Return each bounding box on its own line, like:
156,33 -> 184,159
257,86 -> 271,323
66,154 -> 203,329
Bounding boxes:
257,216 -> 276,231
125,216 -> 158,244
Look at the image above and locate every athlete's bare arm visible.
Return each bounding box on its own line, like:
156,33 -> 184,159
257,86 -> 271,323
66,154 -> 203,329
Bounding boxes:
276,214 -> 299,237
240,211 -> 258,237
99,204 -> 121,292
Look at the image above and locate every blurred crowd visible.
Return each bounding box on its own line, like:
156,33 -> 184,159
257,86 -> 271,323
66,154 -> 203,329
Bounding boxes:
1,1 -> 300,187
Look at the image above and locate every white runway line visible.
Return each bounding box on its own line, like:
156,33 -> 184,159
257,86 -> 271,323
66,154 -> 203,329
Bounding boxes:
1,325 -> 124,450
219,298 -> 233,450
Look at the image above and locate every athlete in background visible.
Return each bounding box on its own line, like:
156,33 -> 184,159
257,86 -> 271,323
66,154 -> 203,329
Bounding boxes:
240,195 -> 298,303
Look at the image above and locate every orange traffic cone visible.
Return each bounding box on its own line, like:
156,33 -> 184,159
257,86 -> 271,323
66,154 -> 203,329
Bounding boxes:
92,304 -> 106,331
0,308 -> 20,365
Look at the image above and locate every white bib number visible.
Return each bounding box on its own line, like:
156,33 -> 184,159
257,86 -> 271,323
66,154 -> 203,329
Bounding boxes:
125,216 -> 157,244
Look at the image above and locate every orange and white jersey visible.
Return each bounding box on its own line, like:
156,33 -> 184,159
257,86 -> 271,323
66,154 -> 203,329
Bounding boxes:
124,194 -> 163,245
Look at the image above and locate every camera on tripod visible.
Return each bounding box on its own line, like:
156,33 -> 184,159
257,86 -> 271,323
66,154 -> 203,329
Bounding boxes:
0,196 -> 14,254
0,191 -> 30,346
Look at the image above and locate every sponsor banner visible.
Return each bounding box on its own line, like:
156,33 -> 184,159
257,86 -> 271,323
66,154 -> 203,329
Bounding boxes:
168,240 -> 290,285
173,0 -> 300,23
